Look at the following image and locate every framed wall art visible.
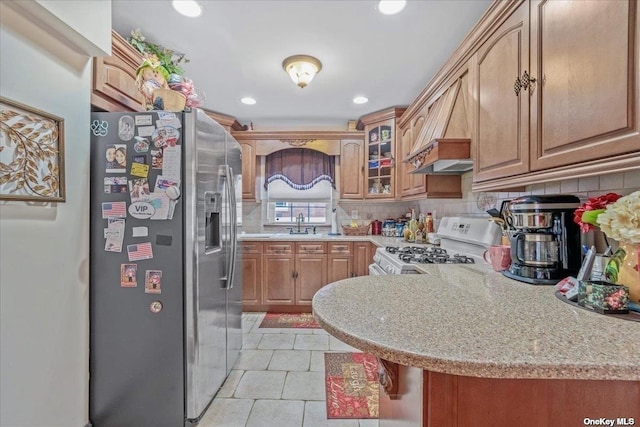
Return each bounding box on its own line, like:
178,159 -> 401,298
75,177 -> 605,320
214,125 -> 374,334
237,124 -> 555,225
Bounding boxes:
0,96 -> 65,202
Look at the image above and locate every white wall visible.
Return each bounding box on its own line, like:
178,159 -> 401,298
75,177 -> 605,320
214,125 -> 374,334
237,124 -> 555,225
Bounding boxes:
0,2 -> 109,426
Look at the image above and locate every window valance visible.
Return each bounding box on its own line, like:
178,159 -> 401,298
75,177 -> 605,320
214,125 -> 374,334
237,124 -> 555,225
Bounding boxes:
265,148 -> 335,190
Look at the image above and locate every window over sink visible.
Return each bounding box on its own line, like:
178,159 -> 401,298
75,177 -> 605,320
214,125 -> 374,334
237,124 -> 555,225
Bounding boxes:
264,149 -> 335,225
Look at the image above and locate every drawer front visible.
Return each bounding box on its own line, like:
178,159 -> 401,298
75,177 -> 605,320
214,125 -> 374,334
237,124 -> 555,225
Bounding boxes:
296,242 -> 327,254
328,242 -> 353,255
265,242 -> 294,254
241,241 -> 263,254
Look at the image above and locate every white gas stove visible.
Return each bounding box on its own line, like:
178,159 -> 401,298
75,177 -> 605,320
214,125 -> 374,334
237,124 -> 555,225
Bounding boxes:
369,216 -> 503,275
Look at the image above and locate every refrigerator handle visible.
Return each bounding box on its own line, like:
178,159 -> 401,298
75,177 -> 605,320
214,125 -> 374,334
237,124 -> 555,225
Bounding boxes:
221,165 -> 237,289
227,165 -> 238,289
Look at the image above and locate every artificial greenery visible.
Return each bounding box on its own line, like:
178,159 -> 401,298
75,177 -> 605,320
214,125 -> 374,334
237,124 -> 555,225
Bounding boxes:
127,28 -> 190,76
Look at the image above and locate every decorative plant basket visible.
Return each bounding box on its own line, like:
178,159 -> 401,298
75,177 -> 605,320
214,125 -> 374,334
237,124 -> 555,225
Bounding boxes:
151,88 -> 186,112
341,221 -> 371,236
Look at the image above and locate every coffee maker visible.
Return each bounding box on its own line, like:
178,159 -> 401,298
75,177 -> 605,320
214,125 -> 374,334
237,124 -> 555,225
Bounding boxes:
503,195 -> 582,285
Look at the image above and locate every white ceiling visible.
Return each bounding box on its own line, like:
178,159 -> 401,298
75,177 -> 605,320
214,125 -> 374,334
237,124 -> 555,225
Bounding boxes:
111,0 -> 492,130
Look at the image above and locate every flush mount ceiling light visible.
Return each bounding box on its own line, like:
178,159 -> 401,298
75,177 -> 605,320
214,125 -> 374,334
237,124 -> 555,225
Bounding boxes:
353,96 -> 369,104
378,0 -> 406,15
241,97 -> 257,105
282,55 -> 322,89
171,0 -> 202,18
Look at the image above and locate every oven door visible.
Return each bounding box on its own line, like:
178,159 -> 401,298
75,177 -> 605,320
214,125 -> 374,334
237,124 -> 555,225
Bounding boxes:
368,263 -> 386,275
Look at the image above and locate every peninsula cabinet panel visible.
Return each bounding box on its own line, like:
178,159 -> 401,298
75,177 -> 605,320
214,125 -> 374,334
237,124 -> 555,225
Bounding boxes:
470,0 -> 530,183
529,0 -> 640,171
239,140 -> 256,201
340,139 -> 365,199
422,370 -> 640,427
263,255 -> 295,305
295,254 -> 327,305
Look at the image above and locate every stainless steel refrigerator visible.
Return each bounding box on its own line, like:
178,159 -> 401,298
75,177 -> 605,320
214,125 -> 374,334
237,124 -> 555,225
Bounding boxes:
89,109 -> 242,427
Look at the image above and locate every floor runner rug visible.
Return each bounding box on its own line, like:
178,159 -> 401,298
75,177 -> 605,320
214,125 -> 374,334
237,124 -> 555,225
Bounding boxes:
324,352 -> 379,419
258,312 -> 321,329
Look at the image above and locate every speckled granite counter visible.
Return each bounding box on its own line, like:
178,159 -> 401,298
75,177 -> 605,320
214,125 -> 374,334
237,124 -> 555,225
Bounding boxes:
312,264 -> 640,381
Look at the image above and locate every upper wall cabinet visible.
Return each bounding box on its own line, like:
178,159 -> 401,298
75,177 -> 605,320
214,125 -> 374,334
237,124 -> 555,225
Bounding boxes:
239,140 -> 256,201
233,131 -> 365,201
529,0 -> 639,171
92,31 -> 144,112
356,108 -> 406,200
340,139 -> 365,199
470,1 -> 529,183
470,0 -> 640,189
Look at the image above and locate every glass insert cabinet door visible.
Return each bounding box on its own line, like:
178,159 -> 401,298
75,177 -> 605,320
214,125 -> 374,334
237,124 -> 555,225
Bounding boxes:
365,119 -> 395,198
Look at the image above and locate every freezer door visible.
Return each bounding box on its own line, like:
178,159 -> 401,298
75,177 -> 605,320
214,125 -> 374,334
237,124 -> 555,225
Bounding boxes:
184,110 -> 229,421
89,112 -> 185,427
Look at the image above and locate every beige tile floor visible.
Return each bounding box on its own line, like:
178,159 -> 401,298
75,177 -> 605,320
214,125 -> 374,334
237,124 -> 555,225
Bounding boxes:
199,312 -> 379,427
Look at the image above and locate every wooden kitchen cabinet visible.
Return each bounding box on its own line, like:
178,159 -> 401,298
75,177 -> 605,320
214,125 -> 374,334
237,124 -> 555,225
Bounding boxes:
529,0 -> 639,171
295,254 -> 327,305
243,240 -> 370,312
256,241 -> 329,308
397,118 -> 427,198
241,242 -> 263,306
469,0 -> 530,183
239,140 -> 256,201
470,0 -> 640,189
263,242 -> 295,305
294,242 -> 327,305
327,242 -> 353,283
91,31 -> 144,112
339,139 -> 365,199
351,108 -> 406,200
352,242 -> 375,277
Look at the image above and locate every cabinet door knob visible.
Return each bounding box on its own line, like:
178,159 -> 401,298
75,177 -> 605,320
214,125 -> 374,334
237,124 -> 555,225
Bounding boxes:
514,70 -> 537,96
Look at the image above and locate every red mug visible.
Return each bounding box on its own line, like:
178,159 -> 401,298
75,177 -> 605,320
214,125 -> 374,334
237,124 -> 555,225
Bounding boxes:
483,245 -> 511,272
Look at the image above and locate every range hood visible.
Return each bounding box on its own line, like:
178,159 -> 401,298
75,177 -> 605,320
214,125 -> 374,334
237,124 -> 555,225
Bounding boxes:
404,75 -> 472,174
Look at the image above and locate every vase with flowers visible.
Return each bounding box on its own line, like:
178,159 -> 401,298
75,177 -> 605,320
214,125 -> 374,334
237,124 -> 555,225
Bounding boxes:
596,190 -> 640,309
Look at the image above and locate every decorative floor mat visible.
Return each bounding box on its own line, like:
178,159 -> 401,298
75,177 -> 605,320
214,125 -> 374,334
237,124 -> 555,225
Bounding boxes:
258,312 -> 321,329
324,352 -> 379,419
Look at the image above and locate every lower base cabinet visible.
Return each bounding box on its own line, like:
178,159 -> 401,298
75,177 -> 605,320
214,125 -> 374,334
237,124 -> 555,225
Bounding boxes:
378,361 -> 640,427
295,254 -> 327,304
242,240 -> 376,312
241,242 -> 263,306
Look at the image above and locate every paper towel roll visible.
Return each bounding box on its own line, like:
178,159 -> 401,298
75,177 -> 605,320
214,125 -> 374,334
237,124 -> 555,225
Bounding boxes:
331,210 -> 338,234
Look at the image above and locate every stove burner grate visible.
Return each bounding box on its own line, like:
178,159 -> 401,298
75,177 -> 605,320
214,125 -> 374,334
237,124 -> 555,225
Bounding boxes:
398,252 -> 475,264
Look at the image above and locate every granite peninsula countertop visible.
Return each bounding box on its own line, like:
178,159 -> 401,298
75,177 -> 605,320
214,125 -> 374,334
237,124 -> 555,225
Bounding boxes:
312,264 -> 640,381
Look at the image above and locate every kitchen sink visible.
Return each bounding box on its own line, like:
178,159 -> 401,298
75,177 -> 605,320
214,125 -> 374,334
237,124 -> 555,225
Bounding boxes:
270,233 -> 324,239
239,232 -> 274,238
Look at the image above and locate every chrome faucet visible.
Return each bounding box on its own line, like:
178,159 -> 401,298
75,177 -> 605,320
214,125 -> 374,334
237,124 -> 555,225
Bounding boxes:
296,213 -> 304,233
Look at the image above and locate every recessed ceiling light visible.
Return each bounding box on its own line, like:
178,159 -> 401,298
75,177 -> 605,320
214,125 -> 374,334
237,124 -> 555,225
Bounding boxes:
378,0 -> 406,15
241,97 -> 257,105
353,96 -> 369,105
171,0 -> 202,18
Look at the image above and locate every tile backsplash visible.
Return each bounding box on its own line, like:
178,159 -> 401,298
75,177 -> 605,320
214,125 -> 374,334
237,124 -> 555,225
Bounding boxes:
241,170 -> 639,232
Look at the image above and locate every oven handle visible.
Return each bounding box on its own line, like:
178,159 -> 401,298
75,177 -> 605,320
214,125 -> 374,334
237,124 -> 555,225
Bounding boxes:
368,263 -> 386,275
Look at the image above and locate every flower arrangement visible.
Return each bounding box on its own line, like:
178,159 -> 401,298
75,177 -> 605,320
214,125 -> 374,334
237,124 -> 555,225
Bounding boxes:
596,190 -> 640,244
127,29 -> 204,110
573,192 -> 622,233
128,29 -> 189,76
